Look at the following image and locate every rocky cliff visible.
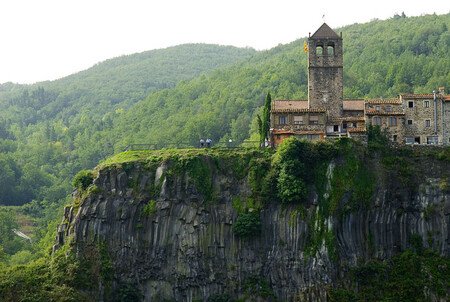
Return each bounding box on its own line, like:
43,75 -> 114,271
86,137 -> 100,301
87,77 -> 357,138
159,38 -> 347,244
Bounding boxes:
56,143 -> 450,301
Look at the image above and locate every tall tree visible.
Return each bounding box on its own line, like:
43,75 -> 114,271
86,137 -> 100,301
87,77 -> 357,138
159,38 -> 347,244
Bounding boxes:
261,92 -> 272,145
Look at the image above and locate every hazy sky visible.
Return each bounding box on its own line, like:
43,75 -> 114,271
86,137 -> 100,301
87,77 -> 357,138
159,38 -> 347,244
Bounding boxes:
0,0 -> 448,84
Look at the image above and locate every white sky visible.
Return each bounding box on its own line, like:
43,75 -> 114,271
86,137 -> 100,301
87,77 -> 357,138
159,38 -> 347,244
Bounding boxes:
0,0 -> 448,84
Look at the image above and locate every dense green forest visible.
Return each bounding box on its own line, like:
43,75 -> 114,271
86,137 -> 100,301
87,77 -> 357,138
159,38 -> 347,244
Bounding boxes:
0,13 -> 449,268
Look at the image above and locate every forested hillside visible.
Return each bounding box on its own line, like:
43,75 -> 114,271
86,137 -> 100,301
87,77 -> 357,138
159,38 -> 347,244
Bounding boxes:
111,13 -> 450,148
0,13 -> 448,267
0,44 -> 255,205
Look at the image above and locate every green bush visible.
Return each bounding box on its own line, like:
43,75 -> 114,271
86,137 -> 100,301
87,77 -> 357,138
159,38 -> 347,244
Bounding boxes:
242,276 -> 275,299
72,170 -> 94,191
277,165 -> 307,204
142,200 -> 157,216
233,211 -> 261,238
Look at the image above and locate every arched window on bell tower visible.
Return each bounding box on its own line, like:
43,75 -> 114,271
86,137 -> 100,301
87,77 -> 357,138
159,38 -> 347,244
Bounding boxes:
316,44 -> 324,56
327,43 -> 334,56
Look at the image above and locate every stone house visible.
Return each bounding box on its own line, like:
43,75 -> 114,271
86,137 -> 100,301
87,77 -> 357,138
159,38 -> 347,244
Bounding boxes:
270,23 -> 450,146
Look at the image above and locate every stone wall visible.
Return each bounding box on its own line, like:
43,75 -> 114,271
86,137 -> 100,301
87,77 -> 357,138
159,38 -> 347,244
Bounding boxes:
403,97 -> 442,144
308,35 -> 343,121
442,101 -> 450,146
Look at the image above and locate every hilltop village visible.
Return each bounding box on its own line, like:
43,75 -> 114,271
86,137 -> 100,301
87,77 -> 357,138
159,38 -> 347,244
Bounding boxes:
270,23 -> 450,146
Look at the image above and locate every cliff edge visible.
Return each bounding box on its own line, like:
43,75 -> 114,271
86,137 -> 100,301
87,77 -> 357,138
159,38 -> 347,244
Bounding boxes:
56,141 -> 450,301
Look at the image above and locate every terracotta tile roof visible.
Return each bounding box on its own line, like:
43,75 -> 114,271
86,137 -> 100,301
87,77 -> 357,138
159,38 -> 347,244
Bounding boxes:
400,94 -> 434,99
365,110 -> 405,116
296,130 -> 325,135
339,116 -> 365,122
271,130 -> 295,135
271,100 -> 326,113
366,98 -> 402,104
310,23 -> 340,39
348,127 -> 367,133
401,94 -> 450,101
343,100 -> 365,111
272,130 -> 324,135
272,100 -> 308,110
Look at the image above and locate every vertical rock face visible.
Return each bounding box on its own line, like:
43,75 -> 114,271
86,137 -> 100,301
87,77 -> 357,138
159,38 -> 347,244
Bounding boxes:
59,153 -> 450,301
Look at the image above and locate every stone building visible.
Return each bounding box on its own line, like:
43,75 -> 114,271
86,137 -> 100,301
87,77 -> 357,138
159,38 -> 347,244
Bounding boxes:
270,23 -> 450,146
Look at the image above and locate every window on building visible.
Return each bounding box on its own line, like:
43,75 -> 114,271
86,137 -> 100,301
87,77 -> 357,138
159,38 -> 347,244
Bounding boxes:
327,45 -> 334,56
427,136 -> 438,145
424,100 -> 430,108
375,105 -> 381,111
425,119 -> 431,127
333,125 -> 339,132
293,115 -> 304,124
386,106 -> 392,112
405,137 -> 414,145
309,115 -> 319,125
307,134 -> 320,140
389,117 -> 397,126
415,137 -> 421,144
279,116 -> 287,125
316,45 -> 323,56
393,135 -> 397,142
353,122 -> 357,128
373,116 -> 382,126
343,123 -> 347,129
407,119 -> 413,125
408,101 -> 414,108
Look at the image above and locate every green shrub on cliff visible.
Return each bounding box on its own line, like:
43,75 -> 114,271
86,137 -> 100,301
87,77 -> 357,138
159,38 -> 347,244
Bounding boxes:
72,170 -> 94,191
142,200 -> 157,216
329,248 -> 450,302
233,211 -> 261,238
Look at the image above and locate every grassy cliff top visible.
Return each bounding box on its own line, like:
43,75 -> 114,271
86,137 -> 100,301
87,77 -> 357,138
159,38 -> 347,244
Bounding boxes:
98,147 -> 272,169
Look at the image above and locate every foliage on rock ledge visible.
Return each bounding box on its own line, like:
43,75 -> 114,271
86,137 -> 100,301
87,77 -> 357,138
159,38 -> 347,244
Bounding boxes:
329,247 -> 450,302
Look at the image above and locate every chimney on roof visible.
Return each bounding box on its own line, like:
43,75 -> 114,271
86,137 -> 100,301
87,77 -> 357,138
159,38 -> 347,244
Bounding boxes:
438,87 -> 445,95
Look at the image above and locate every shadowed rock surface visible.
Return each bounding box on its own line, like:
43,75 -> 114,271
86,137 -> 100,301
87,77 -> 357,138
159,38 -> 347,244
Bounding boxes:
56,148 -> 450,301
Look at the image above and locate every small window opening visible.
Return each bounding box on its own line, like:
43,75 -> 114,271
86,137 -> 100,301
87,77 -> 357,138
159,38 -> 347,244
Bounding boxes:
279,116 -> 287,125
415,137 -> 421,144
316,45 -> 323,56
425,119 -> 431,127
333,125 -> 339,132
408,101 -> 414,108
373,117 -> 382,126
293,115 -> 304,124
393,135 -> 397,142
309,115 -> 319,125
327,45 -> 334,56
407,119 -> 413,125
424,100 -> 430,108
343,123 -> 347,129
389,117 -> 397,126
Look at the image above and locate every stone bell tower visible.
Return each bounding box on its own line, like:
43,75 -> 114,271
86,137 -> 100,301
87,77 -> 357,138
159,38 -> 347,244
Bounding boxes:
307,23 -> 343,121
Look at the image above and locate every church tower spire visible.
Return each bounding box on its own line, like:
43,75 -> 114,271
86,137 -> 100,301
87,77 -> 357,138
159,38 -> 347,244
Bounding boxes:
307,23 -> 343,121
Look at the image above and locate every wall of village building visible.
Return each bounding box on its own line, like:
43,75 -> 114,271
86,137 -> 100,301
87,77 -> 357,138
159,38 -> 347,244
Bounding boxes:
443,101 -> 450,146
365,94 -> 450,145
365,100 -> 405,143
401,95 -> 441,145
